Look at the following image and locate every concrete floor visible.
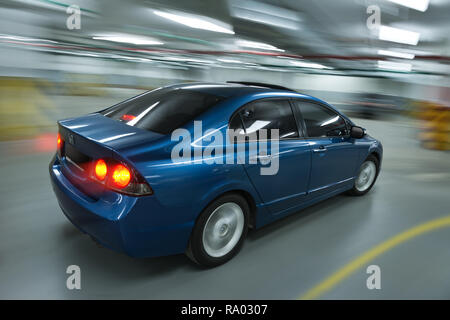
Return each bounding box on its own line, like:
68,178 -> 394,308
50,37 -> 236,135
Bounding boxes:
1,110 -> 450,299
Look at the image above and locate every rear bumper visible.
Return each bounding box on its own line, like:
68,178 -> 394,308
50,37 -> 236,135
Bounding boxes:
49,155 -> 194,258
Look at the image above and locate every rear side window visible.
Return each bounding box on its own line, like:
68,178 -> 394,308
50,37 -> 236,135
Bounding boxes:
101,88 -> 223,134
293,100 -> 348,137
234,99 -> 299,140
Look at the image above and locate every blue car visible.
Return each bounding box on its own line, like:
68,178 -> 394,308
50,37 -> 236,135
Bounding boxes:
49,82 -> 382,267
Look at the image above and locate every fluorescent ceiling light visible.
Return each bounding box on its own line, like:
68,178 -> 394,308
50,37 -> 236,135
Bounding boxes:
154,10 -> 234,34
378,60 -> 412,71
164,56 -> 213,64
230,10 -> 299,30
0,34 -> 58,43
64,51 -> 100,58
378,26 -> 420,45
290,61 -> 331,69
378,49 -> 415,59
217,58 -> 243,64
387,0 -> 430,12
229,0 -> 300,30
93,35 -> 163,45
236,40 -> 284,52
393,48 -> 432,55
120,56 -> 152,62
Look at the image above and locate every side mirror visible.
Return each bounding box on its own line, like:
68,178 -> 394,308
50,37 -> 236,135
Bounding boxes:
350,126 -> 366,139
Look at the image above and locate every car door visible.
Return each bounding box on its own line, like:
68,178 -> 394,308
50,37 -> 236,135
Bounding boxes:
292,99 -> 359,196
229,98 -> 311,214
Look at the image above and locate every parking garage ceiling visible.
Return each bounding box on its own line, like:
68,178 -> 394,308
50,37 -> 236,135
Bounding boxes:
1,0 -> 450,79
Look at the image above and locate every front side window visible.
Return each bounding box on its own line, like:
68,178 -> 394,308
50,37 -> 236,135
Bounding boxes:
293,100 -> 348,138
234,99 -> 299,141
101,88 -> 223,135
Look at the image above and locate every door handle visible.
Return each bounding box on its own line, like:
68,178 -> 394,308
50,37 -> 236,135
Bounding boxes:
313,146 -> 326,153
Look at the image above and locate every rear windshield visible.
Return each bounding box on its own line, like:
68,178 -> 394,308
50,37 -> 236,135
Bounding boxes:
101,87 -> 223,134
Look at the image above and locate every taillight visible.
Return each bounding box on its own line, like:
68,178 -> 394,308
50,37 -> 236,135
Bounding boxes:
90,158 -> 152,196
94,159 -> 107,181
57,133 -> 62,149
57,132 -> 64,157
111,164 -> 131,188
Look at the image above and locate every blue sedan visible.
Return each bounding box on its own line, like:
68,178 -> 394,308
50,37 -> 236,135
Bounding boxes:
49,82 -> 382,267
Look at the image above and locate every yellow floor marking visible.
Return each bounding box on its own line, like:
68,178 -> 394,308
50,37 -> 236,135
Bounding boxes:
299,215 -> 450,300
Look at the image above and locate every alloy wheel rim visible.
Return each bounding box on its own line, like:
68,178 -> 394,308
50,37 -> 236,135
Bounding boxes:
355,161 -> 377,192
202,202 -> 244,258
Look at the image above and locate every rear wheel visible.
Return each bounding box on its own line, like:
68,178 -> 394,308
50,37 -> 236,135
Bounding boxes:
186,194 -> 249,267
348,154 -> 379,196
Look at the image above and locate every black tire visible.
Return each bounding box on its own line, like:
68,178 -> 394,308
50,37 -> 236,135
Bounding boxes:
186,193 -> 249,268
348,154 -> 379,196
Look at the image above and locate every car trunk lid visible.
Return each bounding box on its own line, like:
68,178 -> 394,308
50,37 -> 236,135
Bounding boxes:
57,113 -> 163,198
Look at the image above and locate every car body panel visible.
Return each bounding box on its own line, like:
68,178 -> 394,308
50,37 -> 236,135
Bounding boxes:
307,136 -> 359,195
243,139 -> 312,214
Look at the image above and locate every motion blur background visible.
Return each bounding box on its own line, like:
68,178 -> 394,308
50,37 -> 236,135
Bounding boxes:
1,0 -> 450,299
0,0 -> 449,145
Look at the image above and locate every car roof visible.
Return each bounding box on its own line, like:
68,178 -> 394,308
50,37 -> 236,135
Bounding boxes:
169,82 -> 295,98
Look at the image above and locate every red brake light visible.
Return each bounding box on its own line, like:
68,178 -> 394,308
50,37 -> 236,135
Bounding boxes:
94,159 -> 107,181
120,114 -> 136,122
111,164 -> 131,188
57,133 -> 62,149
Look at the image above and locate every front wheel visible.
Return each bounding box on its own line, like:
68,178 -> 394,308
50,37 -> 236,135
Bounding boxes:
186,194 -> 249,267
348,154 -> 379,196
